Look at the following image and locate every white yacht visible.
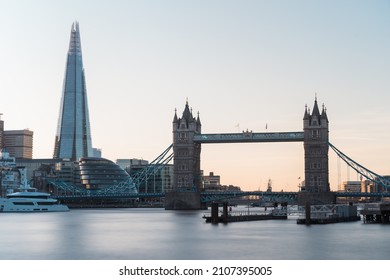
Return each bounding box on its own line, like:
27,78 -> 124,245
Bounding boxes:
0,187 -> 69,212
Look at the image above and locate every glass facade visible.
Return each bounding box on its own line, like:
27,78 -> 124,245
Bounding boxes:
53,22 -> 93,161
79,157 -> 135,191
126,164 -> 173,193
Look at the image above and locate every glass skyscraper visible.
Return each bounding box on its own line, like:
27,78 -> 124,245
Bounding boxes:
53,22 -> 93,161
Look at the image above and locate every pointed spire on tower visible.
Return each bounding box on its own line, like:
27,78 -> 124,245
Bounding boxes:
196,111 -> 201,126
321,104 -> 328,122
173,108 -> 178,123
311,96 -> 320,118
303,104 -> 309,120
182,99 -> 192,122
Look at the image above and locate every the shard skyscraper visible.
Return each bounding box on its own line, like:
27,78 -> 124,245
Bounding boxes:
53,22 -> 93,161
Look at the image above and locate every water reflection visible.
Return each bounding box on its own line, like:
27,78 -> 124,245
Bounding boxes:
0,208 -> 389,260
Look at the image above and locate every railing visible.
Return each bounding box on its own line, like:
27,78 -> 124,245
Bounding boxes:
53,192 -> 165,200
49,189 -> 390,200
335,191 -> 390,198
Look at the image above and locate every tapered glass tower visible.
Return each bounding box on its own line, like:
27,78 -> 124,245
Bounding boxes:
53,22 -> 93,160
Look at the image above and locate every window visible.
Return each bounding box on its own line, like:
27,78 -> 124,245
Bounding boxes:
310,175 -> 322,186
318,176 -> 322,186
310,148 -> 321,154
310,162 -> 321,169
12,202 -> 34,205
178,175 -> 189,188
178,149 -> 188,156
179,133 -> 187,141
37,202 -> 55,205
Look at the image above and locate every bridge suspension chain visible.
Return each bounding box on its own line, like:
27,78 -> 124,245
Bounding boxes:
130,144 -> 173,190
329,142 -> 390,190
48,144 -> 174,196
97,144 -> 173,194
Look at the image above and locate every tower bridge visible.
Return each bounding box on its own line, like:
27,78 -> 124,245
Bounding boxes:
165,97 -> 332,209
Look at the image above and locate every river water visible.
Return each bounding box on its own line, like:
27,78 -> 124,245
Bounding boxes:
0,207 -> 389,260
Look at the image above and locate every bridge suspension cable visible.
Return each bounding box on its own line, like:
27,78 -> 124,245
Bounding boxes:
48,144 -> 174,197
131,144 -> 173,190
329,142 -> 390,190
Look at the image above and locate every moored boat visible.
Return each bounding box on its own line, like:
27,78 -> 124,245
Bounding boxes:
0,186 -> 69,212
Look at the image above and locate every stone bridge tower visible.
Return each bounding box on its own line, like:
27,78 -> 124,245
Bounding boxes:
301,97 -> 334,204
165,101 -> 205,209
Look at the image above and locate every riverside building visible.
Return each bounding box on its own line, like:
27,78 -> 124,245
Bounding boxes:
53,22 -> 93,161
0,115 -> 33,160
2,129 -> 33,159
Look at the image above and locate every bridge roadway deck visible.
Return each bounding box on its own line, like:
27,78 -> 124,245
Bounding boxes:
53,191 -> 390,200
193,132 -> 304,143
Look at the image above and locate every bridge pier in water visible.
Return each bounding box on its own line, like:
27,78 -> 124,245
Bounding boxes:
297,192 -> 336,206
203,202 -> 288,224
165,191 -> 206,210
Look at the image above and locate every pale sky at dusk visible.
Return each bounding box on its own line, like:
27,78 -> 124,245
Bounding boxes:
1,0 -> 389,191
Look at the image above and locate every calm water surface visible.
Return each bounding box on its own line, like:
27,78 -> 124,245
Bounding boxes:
0,207 -> 389,260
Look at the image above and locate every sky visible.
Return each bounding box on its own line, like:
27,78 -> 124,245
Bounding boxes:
1,0 -> 389,192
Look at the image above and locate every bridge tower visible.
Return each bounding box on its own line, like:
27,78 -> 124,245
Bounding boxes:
301,97 -> 334,204
165,101 -> 205,209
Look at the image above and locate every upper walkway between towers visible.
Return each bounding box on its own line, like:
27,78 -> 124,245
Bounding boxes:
193,131 -> 304,143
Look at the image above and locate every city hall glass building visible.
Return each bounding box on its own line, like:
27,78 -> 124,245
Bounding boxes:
53,22 -> 93,161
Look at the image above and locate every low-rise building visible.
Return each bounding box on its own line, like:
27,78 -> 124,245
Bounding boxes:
340,181 -> 361,193
0,148 -> 29,196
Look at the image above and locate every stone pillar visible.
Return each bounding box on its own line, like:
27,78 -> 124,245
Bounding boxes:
164,191 -> 206,210
303,98 -> 330,193
167,101 -> 204,210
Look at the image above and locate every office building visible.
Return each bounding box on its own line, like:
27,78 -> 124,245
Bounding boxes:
79,157 -> 134,191
340,181 -> 361,192
53,22 -> 93,161
203,172 -> 221,187
92,148 -> 102,158
3,129 -> 33,159
126,163 -> 173,193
